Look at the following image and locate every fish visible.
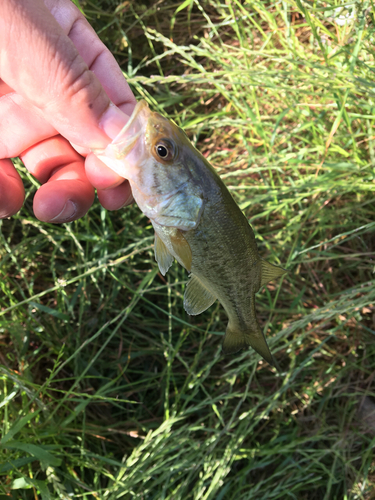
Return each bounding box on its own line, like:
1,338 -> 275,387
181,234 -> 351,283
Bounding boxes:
94,100 -> 287,367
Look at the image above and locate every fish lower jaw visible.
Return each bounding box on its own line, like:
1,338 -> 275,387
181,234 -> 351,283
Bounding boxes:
93,155 -> 139,184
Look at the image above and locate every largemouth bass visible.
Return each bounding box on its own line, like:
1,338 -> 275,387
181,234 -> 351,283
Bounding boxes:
94,100 -> 287,367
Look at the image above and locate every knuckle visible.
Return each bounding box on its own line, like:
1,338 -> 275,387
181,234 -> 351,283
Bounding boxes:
60,50 -> 102,106
42,34 -> 104,112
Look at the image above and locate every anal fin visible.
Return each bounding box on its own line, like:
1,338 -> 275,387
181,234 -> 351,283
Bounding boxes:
261,260 -> 288,288
154,233 -> 174,276
184,274 -> 217,315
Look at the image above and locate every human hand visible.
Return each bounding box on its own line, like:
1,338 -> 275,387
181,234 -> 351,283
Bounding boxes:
0,0 -> 137,223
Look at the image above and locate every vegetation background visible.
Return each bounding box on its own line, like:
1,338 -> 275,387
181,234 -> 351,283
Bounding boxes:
1,0 -> 375,498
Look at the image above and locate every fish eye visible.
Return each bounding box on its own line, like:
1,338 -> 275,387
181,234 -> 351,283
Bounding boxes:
155,140 -> 175,161
157,145 -> 168,158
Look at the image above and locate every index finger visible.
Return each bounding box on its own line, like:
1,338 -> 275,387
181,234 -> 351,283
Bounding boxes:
46,0 -> 136,116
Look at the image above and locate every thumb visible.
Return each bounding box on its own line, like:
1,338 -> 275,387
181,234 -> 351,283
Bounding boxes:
0,0 -> 128,149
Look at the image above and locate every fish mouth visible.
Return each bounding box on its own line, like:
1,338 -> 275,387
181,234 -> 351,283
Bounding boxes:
111,100 -> 150,153
92,100 -> 151,179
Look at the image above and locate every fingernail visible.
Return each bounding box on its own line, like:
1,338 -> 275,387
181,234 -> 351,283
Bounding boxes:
119,192 -> 134,209
99,103 -> 129,140
50,200 -> 77,223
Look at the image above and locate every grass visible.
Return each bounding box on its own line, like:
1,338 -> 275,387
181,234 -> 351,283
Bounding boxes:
1,0 -> 375,498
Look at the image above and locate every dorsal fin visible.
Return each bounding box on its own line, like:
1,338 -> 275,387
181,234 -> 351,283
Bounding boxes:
260,260 -> 287,288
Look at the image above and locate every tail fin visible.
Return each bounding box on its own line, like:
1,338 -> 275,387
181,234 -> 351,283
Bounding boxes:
222,321 -> 277,368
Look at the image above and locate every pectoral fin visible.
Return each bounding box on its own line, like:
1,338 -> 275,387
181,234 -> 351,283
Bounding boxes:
154,233 -> 174,276
170,230 -> 193,272
184,274 -> 217,315
260,260 -> 288,288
